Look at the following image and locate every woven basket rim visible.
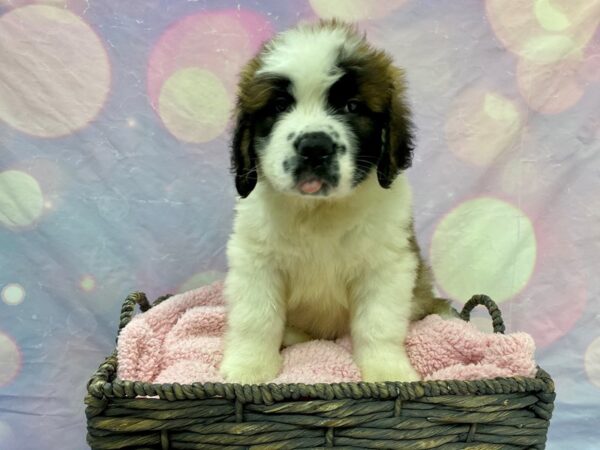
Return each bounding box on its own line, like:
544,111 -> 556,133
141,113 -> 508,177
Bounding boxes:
87,356 -> 554,404
86,291 -> 555,405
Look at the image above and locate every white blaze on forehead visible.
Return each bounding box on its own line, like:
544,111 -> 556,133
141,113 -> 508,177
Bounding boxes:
256,25 -> 362,101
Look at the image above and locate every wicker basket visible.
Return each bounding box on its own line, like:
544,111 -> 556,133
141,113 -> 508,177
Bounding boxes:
85,293 -> 555,449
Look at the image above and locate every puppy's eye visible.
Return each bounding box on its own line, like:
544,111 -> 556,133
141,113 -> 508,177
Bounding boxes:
274,97 -> 291,113
344,99 -> 360,113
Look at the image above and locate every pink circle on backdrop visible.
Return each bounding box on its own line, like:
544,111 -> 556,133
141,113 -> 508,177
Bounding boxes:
0,0 -> 89,14
0,331 -> 21,387
444,87 -> 526,166
509,218 -> 588,348
485,0 -> 598,63
0,5 -> 111,138
517,54 -> 585,115
147,9 -> 273,108
581,38 -> 600,83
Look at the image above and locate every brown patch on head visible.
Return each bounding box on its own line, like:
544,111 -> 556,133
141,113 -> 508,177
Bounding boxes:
231,49 -> 284,197
289,18 -> 360,42
230,56 -> 261,198
232,41 -> 300,197
237,57 -> 284,113
334,27 -> 415,188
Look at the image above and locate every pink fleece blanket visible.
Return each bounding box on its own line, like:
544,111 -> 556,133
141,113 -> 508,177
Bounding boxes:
117,282 -> 537,384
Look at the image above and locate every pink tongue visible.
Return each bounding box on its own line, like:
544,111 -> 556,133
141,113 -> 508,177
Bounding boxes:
299,179 -> 323,194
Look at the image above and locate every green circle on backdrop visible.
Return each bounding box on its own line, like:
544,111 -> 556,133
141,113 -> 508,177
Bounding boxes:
430,197 -> 537,303
0,170 -> 44,230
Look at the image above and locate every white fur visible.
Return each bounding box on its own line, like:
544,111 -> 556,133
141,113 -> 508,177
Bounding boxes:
220,173 -> 419,383
220,24 -> 421,384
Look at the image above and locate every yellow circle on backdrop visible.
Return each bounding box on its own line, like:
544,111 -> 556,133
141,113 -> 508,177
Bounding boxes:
0,332 -> 20,386
585,336 -> 600,389
310,0 -> 376,21
80,275 -> 96,292
0,420 -> 15,449
430,198 -> 537,303
445,90 -> 523,166
0,5 -> 110,137
309,0 -> 407,21
486,0 -> 599,64
1,284 -> 25,306
535,0 -> 571,31
521,35 -> 580,63
158,68 -> 231,143
0,170 -> 44,230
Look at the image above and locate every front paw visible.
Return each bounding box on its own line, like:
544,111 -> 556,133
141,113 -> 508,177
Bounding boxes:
220,351 -> 282,384
359,356 -> 420,383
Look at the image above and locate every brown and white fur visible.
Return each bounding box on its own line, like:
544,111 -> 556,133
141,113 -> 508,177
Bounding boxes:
220,20 -> 451,384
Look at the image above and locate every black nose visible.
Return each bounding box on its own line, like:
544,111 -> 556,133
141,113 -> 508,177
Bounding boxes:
295,132 -> 335,165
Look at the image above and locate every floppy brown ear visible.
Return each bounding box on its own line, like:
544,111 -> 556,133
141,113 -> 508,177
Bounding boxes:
230,109 -> 257,198
377,68 -> 415,189
230,55 -> 266,198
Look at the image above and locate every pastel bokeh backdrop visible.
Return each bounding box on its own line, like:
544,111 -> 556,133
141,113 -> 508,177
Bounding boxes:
0,1 -> 598,448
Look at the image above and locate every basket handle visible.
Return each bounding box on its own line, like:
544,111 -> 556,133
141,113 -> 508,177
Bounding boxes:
118,292 -> 150,333
117,292 -> 173,334
459,294 -> 506,334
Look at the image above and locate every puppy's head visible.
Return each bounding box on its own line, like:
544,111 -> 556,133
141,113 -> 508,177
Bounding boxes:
231,20 -> 414,199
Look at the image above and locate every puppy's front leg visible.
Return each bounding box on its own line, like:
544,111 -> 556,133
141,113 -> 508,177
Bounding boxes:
351,257 -> 420,383
220,262 -> 285,384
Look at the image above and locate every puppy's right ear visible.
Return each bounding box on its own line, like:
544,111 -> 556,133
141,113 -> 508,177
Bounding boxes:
377,67 -> 414,189
231,109 -> 257,198
231,55 -> 264,198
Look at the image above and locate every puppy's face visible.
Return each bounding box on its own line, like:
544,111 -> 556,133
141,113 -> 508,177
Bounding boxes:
231,21 -> 414,199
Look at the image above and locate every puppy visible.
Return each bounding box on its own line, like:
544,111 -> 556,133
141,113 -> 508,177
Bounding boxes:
220,20 -> 451,384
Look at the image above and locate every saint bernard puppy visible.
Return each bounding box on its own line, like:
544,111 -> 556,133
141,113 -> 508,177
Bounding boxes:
220,20 -> 452,384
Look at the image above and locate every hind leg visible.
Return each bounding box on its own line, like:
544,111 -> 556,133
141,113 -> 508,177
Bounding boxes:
282,326 -> 312,347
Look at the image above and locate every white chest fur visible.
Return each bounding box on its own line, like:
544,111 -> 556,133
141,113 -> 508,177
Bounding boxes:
226,173 -> 414,339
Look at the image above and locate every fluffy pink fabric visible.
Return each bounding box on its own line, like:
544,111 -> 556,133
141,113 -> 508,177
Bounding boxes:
117,282 -> 537,384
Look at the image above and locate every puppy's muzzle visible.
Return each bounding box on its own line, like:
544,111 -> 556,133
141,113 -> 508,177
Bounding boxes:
295,132 -> 335,166
293,132 -> 338,195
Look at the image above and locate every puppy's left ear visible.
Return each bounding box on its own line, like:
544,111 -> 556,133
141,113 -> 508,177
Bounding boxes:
231,109 -> 257,198
377,68 -> 415,189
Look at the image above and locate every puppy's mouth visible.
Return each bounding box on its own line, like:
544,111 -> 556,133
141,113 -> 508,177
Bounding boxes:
296,174 -> 329,195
